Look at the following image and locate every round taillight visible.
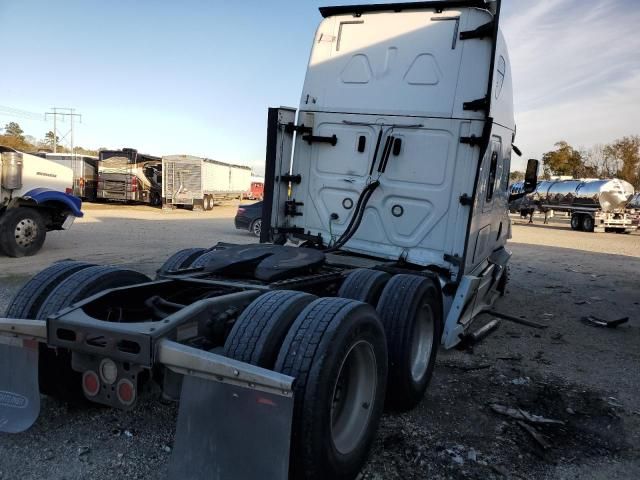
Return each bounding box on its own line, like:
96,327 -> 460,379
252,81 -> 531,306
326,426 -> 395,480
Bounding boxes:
117,379 -> 136,406
99,358 -> 118,385
82,371 -> 100,397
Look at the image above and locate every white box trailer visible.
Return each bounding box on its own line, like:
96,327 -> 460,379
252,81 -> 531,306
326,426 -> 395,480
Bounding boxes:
162,155 -> 252,210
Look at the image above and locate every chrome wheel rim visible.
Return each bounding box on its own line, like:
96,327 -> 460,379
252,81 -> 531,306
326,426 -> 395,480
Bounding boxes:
410,303 -> 434,383
330,340 -> 377,455
253,220 -> 262,237
14,218 -> 38,247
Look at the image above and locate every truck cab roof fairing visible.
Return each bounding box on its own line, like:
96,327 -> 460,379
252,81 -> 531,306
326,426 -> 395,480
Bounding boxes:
319,1 -> 495,18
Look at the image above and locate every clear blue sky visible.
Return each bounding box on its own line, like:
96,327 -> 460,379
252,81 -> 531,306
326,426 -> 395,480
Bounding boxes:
1,0 -> 639,173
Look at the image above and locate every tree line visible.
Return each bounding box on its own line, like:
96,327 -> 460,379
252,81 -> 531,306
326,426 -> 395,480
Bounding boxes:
511,136 -> 640,190
0,121 -> 98,156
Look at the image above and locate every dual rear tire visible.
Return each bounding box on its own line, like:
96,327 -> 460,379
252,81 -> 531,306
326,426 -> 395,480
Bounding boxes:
224,292 -> 387,480
225,269 -> 441,479
339,269 -> 441,410
5,262 -> 151,401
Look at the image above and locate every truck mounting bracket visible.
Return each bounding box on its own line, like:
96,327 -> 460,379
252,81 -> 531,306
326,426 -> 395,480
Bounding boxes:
459,20 -> 495,40
277,173 -> 302,184
463,96 -> 489,112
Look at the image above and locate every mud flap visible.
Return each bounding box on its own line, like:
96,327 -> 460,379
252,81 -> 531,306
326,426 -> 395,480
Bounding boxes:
168,375 -> 293,480
0,338 -> 41,433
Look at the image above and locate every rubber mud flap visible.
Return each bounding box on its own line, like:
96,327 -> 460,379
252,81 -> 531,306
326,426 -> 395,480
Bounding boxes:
168,375 -> 293,480
0,338 -> 40,433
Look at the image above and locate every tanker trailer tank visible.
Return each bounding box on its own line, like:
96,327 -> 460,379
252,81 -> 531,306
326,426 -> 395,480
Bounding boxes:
539,178 -> 635,233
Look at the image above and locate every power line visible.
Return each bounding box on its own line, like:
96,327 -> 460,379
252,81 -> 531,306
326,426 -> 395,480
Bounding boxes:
0,105 -> 46,122
46,107 -> 82,153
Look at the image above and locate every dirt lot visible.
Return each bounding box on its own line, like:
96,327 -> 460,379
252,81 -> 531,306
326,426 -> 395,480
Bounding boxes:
0,205 -> 639,480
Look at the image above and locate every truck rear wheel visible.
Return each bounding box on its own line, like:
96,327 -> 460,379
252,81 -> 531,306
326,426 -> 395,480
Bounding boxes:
5,261 -> 94,319
156,247 -> 208,277
582,214 -> 595,232
376,274 -> 441,411
570,214 -> 582,231
275,298 -> 387,480
0,207 -> 47,257
338,268 -> 391,305
223,290 -> 316,368
35,265 -> 151,401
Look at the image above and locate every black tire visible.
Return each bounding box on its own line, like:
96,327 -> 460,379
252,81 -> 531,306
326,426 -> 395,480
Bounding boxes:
582,214 -> 595,232
376,274 -> 441,411
250,218 -> 262,238
338,269 -> 391,305
275,298 -> 387,480
35,265 -> 151,402
0,207 -> 47,257
223,290 -> 316,368
150,191 -> 161,207
191,250 -> 218,268
570,214 -> 582,231
37,265 -> 151,320
156,247 -> 208,277
5,261 -> 94,319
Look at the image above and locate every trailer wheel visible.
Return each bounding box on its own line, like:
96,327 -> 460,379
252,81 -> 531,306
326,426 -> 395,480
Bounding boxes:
5,261 -> 94,319
570,214 -> 582,231
156,247 -> 208,277
250,218 -> 262,238
582,214 -> 595,232
223,290 -> 316,368
376,274 -> 440,411
338,268 -> 391,305
0,207 -> 47,257
275,298 -> 387,480
35,265 -> 151,401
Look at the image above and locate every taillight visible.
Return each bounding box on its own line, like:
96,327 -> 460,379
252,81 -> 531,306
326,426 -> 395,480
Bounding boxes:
65,187 -> 73,195
82,371 -> 100,397
237,208 -> 246,214
131,181 -> 138,193
117,379 -> 136,406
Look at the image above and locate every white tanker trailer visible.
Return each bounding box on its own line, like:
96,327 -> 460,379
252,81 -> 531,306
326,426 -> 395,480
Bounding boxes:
511,178 -> 636,232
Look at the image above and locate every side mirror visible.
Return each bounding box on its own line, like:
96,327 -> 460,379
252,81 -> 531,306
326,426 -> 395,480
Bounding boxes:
524,159 -> 539,194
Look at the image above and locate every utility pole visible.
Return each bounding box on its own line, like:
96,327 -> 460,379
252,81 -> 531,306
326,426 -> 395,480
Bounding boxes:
45,107 -> 82,154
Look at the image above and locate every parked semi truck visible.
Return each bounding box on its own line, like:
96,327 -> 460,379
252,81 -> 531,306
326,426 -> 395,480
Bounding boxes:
162,155 -> 251,210
97,148 -> 162,205
0,147 -> 82,257
0,2 -> 536,479
511,178 -> 636,232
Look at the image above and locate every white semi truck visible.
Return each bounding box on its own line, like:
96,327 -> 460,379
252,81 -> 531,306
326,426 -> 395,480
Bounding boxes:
0,2 -> 537,479
162,155 -> 252,210
0,147 -> 83,257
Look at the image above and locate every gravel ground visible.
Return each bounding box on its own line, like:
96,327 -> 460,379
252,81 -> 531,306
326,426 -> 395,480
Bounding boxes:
0,206 -> 639,479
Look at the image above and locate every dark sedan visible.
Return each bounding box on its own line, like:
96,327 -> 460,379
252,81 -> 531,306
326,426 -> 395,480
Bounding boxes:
234,201 -> 262,237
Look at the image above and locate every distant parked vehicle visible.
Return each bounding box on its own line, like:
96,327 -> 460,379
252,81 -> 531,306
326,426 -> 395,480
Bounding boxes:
245,180 -> 264,200
162,155 -> 252,210
234,201 -> 262,237
97,148 -> 162,205
510,178 -> 636,232
0,147 -> 82,257
34,153 -> 98,201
